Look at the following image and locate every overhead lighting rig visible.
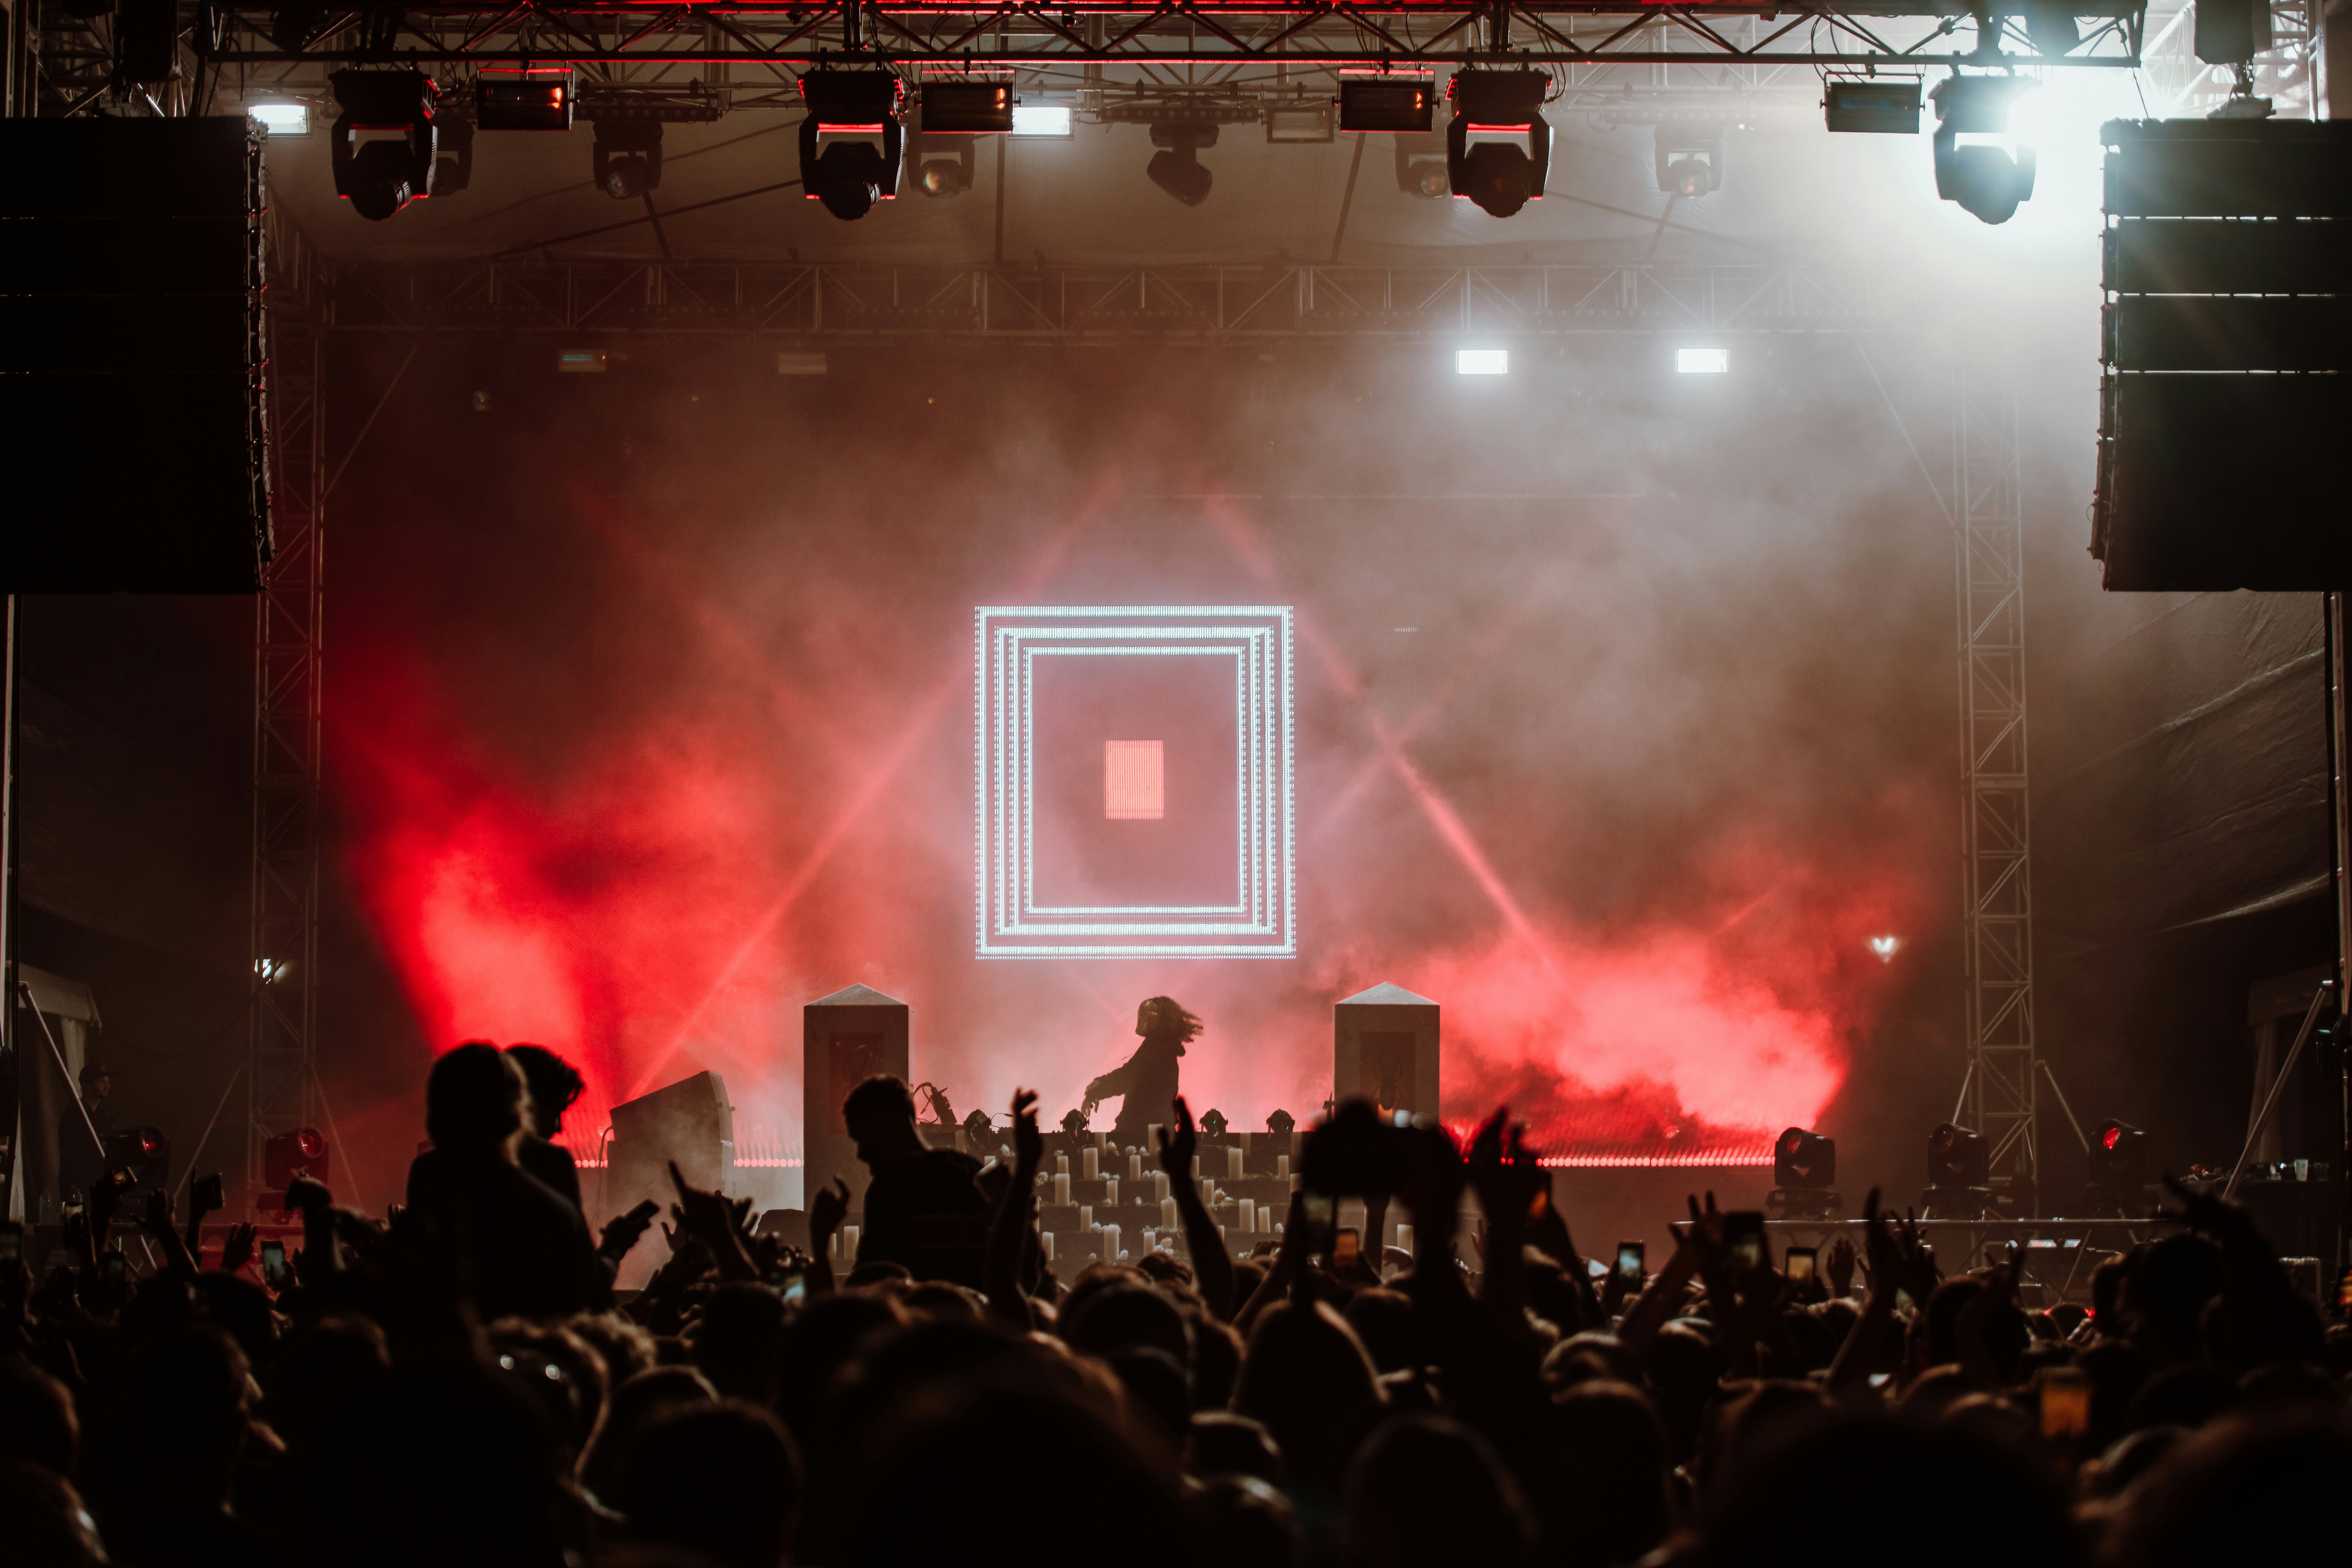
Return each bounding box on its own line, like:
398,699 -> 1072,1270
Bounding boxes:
581,89 -> 723,201
1446,69 -> 1550,218
329,68 -> 439,222
593,119 -> 662,199
800,69 -> 905,220
1395,132 -> 1448,198
1654,122 -> 1724,199
1930,74 -> 2036,225
1147,122 -> 1218,206
911,79 -> 1014,198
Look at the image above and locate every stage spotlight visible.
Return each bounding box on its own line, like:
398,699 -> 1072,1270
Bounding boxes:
912,136 -> 976,197
1339,74 -> 1436,134
1927,1121 -> 1989,1188
478,68 -> 575,132
329,69 -> 440,222
248,102 -> 311,138
1654,123 -> 1723,199
592,118 -> 662,200
1446,69 -> 1550,218
1147,123 -> 1218,206
1868,934 -> 1901,961
104,1126 -> 171,1191
800,70 -> 905,221
1455,348 -> 1509,375
1824,79 -> 1921,134
1676,347 -> 1729,374
264,1127 -> 330,1190
1393,131 -> 1449,198
1199,1108 -> 1230,1138
2089,1119 -> 2151,1183
1774,1127 -> 1836,1188
1930,74 -> 2036,225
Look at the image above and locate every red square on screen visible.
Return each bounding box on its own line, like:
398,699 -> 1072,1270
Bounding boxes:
1104,740 -> 1165,820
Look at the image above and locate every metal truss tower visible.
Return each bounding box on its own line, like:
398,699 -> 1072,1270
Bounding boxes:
1954,345 -> 2038,1213
247,310 -> 323,1203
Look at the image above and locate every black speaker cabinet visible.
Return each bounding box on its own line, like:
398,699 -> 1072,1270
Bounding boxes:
2094,120 -> 2352,591
608,1071 -> 733,1220
1,117 -> 272,591
1333,982 -> 1440,1122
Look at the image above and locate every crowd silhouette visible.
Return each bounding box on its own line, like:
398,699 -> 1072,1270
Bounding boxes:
2,1038 -> 2345,1567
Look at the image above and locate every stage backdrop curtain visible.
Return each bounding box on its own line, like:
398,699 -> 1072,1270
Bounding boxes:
2035,591 -> 2329,959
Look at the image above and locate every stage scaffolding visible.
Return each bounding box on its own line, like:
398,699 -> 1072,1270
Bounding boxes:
242,212 -> 2031,1201
1953,346 -> 2039,1213
324,257 -> 1915,340
247,208 -> 326,1204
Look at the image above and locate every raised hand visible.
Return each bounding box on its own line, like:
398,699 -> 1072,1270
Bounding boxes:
668,1160 -> 758,1281
1955,1241 -> 2025,1387
599,1199 -> 660,1263
1674,1191 -> 1728,1262
217,1221 -> 258,1276
1156,1097 -> 1198,1183
140,1190 -> 200,1277
1825,1234 -> 1858,1298
1011,1089 -> 1043,1174
809,1176 -> 852,1244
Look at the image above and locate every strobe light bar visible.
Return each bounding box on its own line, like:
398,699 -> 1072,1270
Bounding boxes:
478,67 -> 575,131
1338,74 -> 1435,134
921,81 -> 1016,134
1824,79 -> 1922,134
1446,69 -> 1550,219
800,69 -> 905,221
330,68 -> 439,222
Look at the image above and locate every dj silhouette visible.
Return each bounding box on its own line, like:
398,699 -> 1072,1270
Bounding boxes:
1082,996 -> 1201,1149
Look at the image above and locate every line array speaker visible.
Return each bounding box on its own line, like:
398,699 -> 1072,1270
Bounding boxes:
0,118 -> 271,592
2093,120 -> 2352,592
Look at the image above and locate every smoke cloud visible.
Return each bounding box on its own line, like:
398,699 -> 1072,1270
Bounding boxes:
321,333 -> 1956,1196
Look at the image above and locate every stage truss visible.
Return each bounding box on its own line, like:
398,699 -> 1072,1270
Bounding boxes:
247,206 -> 328,1205
27,0 -> 2204,123
323,258 -> 1922,338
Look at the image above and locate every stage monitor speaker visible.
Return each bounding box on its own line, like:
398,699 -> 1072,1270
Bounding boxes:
2093,119 -> 2352,591
0,117 -> 272,591
608,1071 -> 733,1220
1334,982 -> 1440,1123
803,984 -> 910,1214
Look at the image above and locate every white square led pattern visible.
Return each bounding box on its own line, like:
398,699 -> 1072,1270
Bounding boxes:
976,606 -> 1297,958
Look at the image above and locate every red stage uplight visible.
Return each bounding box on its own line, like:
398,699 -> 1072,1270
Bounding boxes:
2102,1124 -> 2119,1150
297,1128 -> 327,1159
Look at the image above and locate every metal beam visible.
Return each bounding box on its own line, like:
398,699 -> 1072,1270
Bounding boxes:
178,3 -> 2145,73
320,257 -> 1929,337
